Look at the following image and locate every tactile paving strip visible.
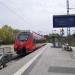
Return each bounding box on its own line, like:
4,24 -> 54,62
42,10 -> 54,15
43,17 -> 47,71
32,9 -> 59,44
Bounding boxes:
48,66 -> 75,74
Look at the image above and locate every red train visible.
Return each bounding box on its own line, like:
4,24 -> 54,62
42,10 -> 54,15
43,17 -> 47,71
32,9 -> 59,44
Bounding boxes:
14,31 -> 46,55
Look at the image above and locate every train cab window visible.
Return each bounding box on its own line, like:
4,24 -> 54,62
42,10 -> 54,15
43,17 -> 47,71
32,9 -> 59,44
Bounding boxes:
18,34 -> 29,41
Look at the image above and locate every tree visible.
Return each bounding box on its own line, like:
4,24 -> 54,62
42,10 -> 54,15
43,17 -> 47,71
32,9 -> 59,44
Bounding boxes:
0,25 -> 20,44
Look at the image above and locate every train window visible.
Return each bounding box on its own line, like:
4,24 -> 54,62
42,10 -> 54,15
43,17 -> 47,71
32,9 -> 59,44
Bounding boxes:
33,39 -> 36,43
18,34 -> 29,41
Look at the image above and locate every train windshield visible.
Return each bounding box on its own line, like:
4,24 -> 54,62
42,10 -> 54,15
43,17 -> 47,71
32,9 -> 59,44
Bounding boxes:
18,34 -> 29,41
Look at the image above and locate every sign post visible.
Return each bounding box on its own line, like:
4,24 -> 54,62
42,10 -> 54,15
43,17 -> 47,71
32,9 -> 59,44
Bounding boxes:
53,15 -> 75,51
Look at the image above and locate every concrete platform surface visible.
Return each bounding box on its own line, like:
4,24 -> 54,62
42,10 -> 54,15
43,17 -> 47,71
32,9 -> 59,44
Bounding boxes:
22,43 -> 75,75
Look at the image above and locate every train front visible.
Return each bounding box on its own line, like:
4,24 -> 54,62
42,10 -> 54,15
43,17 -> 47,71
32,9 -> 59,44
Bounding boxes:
14,32 -> 30,55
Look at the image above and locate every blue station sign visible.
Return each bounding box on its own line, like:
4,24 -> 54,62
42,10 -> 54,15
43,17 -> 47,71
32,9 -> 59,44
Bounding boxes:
53,15 -> 75,28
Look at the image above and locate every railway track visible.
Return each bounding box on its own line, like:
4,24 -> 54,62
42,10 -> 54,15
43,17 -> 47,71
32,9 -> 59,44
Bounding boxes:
0,44 -> 46,70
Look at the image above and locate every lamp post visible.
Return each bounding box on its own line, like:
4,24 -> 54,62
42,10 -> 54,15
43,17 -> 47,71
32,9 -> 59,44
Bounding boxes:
67,0 -> 69,15
66,0 -> 74,51
67,0 -> 69,39
66,0 -> 71,50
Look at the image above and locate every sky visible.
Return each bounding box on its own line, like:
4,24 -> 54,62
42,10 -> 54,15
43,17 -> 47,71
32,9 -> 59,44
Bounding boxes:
0,0 -> 75,35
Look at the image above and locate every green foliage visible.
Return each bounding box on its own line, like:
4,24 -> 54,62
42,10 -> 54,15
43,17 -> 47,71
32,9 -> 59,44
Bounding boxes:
44,35 -> 51,43
0,25 -> 20,44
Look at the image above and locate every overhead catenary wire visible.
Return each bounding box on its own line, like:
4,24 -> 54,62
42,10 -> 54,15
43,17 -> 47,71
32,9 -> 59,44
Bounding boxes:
0,1 -> 29,24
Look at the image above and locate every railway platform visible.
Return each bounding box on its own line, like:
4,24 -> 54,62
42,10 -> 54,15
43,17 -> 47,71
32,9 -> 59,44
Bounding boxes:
22,43 -> 75,75
0,43 -> 75,75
